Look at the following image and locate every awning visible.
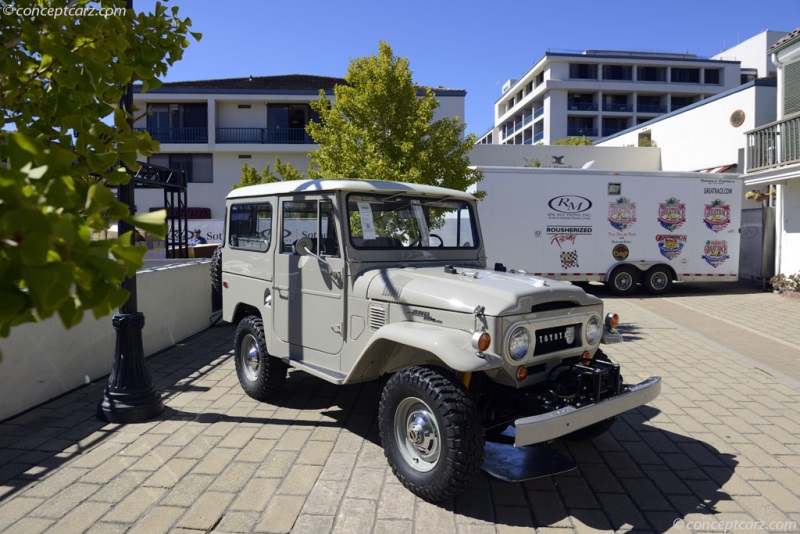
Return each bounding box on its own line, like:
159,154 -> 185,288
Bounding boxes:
700,164 -> 736,173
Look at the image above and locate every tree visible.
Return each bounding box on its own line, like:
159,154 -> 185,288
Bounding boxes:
306,41 -> 482,195
0,1 -> 199,343
552,136 -> 593,146
233,157 -> 304,189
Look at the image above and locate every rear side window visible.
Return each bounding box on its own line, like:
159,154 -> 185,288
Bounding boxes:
229,203 -> 272,252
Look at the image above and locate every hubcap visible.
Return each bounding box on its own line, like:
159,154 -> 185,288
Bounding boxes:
651,272 -> 668,290
616,272 -> 633,291
240,334 -> 260,382
395,397 -> 440,472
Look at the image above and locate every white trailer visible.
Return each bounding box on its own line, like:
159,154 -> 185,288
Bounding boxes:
473,166 -> 743,295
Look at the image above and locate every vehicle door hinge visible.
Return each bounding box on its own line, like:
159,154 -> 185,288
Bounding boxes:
331,322 -> 342,335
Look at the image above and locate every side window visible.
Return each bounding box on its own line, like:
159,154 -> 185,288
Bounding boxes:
282,200 -> 318,254
320,200 -> 339,257
229,203 -> 272,252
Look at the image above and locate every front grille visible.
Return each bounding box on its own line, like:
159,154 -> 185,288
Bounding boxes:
533,323 -> 581,356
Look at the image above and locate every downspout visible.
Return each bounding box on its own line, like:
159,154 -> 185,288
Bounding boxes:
771,52 -> 784,276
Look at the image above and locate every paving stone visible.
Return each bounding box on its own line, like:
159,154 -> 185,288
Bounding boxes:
176,491 -> 234,531
230,477 -> 280,511
254,494 -> 305,533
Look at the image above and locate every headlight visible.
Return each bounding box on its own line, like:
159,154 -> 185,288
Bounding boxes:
508,327 -> 530,361
586,315 -> 602,345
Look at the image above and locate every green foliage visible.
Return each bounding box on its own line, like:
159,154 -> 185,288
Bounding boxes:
552,136 -> 593,146
524,158 -> 542,168
0,0 -> 198,342
770,273 -> 800,293
233,158 -> 304,189
306,41 -> 483,197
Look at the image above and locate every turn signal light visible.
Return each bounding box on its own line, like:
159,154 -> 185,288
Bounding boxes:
605,313 -> 619,329
582,351 -> 592,365
472,331 -> 491,352
516,366 -> 528,381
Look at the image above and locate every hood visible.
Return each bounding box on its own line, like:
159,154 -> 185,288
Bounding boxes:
361,265 -> 600,316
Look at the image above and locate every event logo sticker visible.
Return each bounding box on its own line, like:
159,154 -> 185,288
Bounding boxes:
656,235 -> 687,260
612,244 -> 629,261
704,199 -> 731,233
608,197 -> 637,231
560,250 -> 579,269
702,240 -> 729,268
658,197 -> 686,232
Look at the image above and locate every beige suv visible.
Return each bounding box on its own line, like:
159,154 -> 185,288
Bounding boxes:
218,179 -> 660,502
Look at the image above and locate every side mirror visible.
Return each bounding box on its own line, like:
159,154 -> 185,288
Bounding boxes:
295,236 -> 314,256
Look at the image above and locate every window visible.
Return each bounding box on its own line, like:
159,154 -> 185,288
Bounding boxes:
704,69 -> 720,84
146,103 -> 208,143
671,96 -> 695,111
347,194 -> 478,249
637,66 -> 666,82
569,64 -> 597,80
535,72 -> 544,85
229,203 -> 272,252
671,68 -> 700,83
148,154 -> 213,183
602,65 -> 632,81
281,199 -> 340,257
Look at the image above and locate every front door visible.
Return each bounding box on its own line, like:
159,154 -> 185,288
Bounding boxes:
273,196 -> 345,362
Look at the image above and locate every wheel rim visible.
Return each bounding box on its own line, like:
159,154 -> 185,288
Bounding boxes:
394,397 -> 440,472
650,271 -> 669,291
239,334 -> 260,382
615,272 -> 634,291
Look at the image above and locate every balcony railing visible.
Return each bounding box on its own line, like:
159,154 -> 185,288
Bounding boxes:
637,104 -> 668,114
567,128 -> 598,137
568,102 -> 598,112
746,114 -> 800,173
533,131 -> 544,143
216,128 -> 314,144
533,107 -> 544,119
602,103 -> 633,113
137,127 -> 208,144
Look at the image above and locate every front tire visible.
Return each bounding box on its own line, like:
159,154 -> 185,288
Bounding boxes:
379,367 -> 484,502
234,315 -> 287,401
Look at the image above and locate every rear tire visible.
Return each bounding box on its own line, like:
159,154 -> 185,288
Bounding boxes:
608,265 -> 638,296
210,246 -> 222,296
643,266 -> 672,295
234,315 -> 287,401
379,367 -> 484,502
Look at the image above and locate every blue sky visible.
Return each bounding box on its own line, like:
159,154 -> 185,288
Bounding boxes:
139,0 -> 797,136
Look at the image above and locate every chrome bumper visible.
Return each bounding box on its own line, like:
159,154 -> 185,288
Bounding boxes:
514,376 -> 661,447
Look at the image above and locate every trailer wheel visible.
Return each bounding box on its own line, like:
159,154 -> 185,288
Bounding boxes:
379,366 -> 484,502
608,265 -> 638,296
234,315 -> 287,401
643,266 -> 672,295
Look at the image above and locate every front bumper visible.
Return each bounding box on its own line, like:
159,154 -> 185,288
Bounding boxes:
513,376 -> 661,447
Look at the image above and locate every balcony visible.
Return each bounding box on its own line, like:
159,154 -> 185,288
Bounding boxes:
637,104 -> 668,114
137,127 -> 208,144
533,131 -> 544,143
216,128 -> 314,144
533,107 -> 544,120
746,114 -> 800,173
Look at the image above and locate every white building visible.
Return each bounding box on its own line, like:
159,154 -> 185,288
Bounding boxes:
478,30 -> 788,146
132,75 -> 467,219
741,28 -> 800,277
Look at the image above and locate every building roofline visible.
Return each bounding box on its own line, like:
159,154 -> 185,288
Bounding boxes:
597,78 -> 777,143
769,28 -> 800,53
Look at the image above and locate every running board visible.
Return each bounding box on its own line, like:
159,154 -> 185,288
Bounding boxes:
283,357 -> 347,385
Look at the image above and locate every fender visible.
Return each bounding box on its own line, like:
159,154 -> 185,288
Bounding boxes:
346,322 -> 503,382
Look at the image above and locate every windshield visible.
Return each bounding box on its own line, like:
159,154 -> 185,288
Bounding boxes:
347,193 -> 478,249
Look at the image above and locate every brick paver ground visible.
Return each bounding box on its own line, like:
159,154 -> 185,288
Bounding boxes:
1,281 -> 799,533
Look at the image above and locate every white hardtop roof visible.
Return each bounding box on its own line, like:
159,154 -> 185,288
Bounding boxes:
226,179 -> 476,200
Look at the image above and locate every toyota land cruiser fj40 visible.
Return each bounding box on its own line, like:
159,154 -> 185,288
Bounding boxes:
216,179 -> 661,502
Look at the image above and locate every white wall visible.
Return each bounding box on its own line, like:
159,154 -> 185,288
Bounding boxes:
779,180 -> 800,275
713,30 -> 789,78
0,261 -> 213,421
217,101 -> 267,128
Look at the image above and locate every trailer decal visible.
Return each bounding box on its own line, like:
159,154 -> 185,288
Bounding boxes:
656,235 -> 687,260
560,250 -> 580,269
703,200 -> 731,233
608,197 -> 637,231
612,244 -> 629,261
657,198 -> 686,232
702,240 -> 730,268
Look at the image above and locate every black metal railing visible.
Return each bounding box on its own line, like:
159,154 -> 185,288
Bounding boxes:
216,127 -> 314,144
746,114 -> 800,172
136,127 -> 208,144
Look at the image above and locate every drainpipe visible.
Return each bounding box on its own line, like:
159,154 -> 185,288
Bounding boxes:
770,52 -> 783,276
